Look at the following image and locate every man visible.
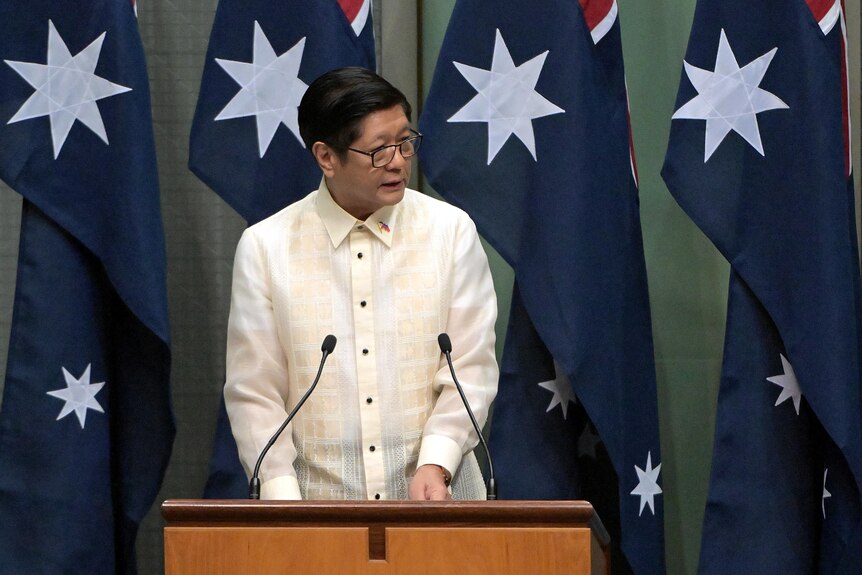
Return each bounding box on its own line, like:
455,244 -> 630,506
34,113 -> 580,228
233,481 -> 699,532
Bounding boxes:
224,67 -> 498,500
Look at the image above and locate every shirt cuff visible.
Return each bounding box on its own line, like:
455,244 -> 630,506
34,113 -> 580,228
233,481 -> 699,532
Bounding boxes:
417,434 -> 463,479
260,475 -> 302,500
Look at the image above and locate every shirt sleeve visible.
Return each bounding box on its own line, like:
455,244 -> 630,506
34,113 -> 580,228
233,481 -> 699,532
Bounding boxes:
224,228 -> 301,500
417,213 -> 499,477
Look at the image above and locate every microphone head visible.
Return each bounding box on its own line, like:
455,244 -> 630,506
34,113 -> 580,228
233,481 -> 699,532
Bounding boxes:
321,335 -> 337,353
437,333 -> 452,353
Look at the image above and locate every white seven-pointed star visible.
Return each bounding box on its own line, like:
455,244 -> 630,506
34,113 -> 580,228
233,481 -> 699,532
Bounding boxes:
767,353 -> 803,415
448,29 -> 564,165
5,20 -> 132,159
822,468 -> 832,518
631,451 -> 662,516
672,28 -> 788,162
215,21 -> 308,157
46,364 -> 105,429
537,362 -> 576,419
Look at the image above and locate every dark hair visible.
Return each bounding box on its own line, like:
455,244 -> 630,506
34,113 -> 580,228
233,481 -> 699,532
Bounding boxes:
298,67 -> 412,157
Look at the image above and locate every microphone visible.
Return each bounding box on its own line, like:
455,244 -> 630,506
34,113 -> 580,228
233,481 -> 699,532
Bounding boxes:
437,333 -> 497,500
249,334 -> 337,499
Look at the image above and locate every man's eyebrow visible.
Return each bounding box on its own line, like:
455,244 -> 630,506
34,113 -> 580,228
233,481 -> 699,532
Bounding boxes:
367,129 -> 413,148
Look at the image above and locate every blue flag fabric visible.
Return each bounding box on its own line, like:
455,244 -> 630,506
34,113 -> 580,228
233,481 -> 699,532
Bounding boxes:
419,1 -> 664,572
662,1 -> 862,572
0,2 -> 173,572
189,0 -> 375,225
191,0 -> 375,499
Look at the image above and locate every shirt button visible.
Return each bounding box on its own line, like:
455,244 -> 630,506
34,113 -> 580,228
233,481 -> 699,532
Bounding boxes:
357,252 -> 363,259
374,493 -> 381,500
357,225 -> 365,230
360,300 -> 367,307
366,397 -> 373,404
362,348 -> 369,355
369,445 -> 376,452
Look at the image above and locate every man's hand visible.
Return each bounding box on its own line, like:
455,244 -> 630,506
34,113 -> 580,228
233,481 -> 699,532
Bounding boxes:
408,464 -> 452,500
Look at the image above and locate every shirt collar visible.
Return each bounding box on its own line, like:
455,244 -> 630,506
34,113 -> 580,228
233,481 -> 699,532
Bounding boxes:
316,178 -> 397,249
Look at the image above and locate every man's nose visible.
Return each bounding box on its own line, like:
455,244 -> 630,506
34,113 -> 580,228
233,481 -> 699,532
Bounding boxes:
387,148 -> 408,170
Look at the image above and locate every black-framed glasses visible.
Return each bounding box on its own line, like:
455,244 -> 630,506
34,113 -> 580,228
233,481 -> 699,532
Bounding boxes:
346,130 -> 423,168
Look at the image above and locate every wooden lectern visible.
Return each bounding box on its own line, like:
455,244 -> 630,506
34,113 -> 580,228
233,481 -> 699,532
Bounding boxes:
162,499 -> 609,575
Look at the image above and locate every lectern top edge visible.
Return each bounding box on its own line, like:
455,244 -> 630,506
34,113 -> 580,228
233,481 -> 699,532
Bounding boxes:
161,499 -> 609,546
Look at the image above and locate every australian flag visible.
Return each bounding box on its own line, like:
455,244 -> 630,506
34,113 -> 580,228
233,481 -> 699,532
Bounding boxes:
189,0 -> 375,224
0,1 -> 173,573
420,1 -> 664,573
663,0 -> 862,572
190,0 -> 374,499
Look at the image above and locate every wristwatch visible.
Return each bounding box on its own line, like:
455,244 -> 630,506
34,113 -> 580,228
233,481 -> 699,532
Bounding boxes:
438,465 -> 452,487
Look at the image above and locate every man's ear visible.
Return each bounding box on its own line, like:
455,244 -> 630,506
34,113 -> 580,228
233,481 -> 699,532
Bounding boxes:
312,141 -> 338,178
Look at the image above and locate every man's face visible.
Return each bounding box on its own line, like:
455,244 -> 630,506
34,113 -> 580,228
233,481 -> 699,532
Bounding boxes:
318,105 -> 412,220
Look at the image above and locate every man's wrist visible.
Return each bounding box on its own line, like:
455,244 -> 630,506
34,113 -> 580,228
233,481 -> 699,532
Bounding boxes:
426,464 -> 451,487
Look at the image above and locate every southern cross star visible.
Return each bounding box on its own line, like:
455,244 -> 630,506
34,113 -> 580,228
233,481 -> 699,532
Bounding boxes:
631,451 -> 662,516
766,353 -> 803,415
537,362 -> 576,420
672,28 -> 788,162
448,29 -> 564,165
5,20 -> 132,159
215,21 -> 308,157
47,364 -> 105,429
